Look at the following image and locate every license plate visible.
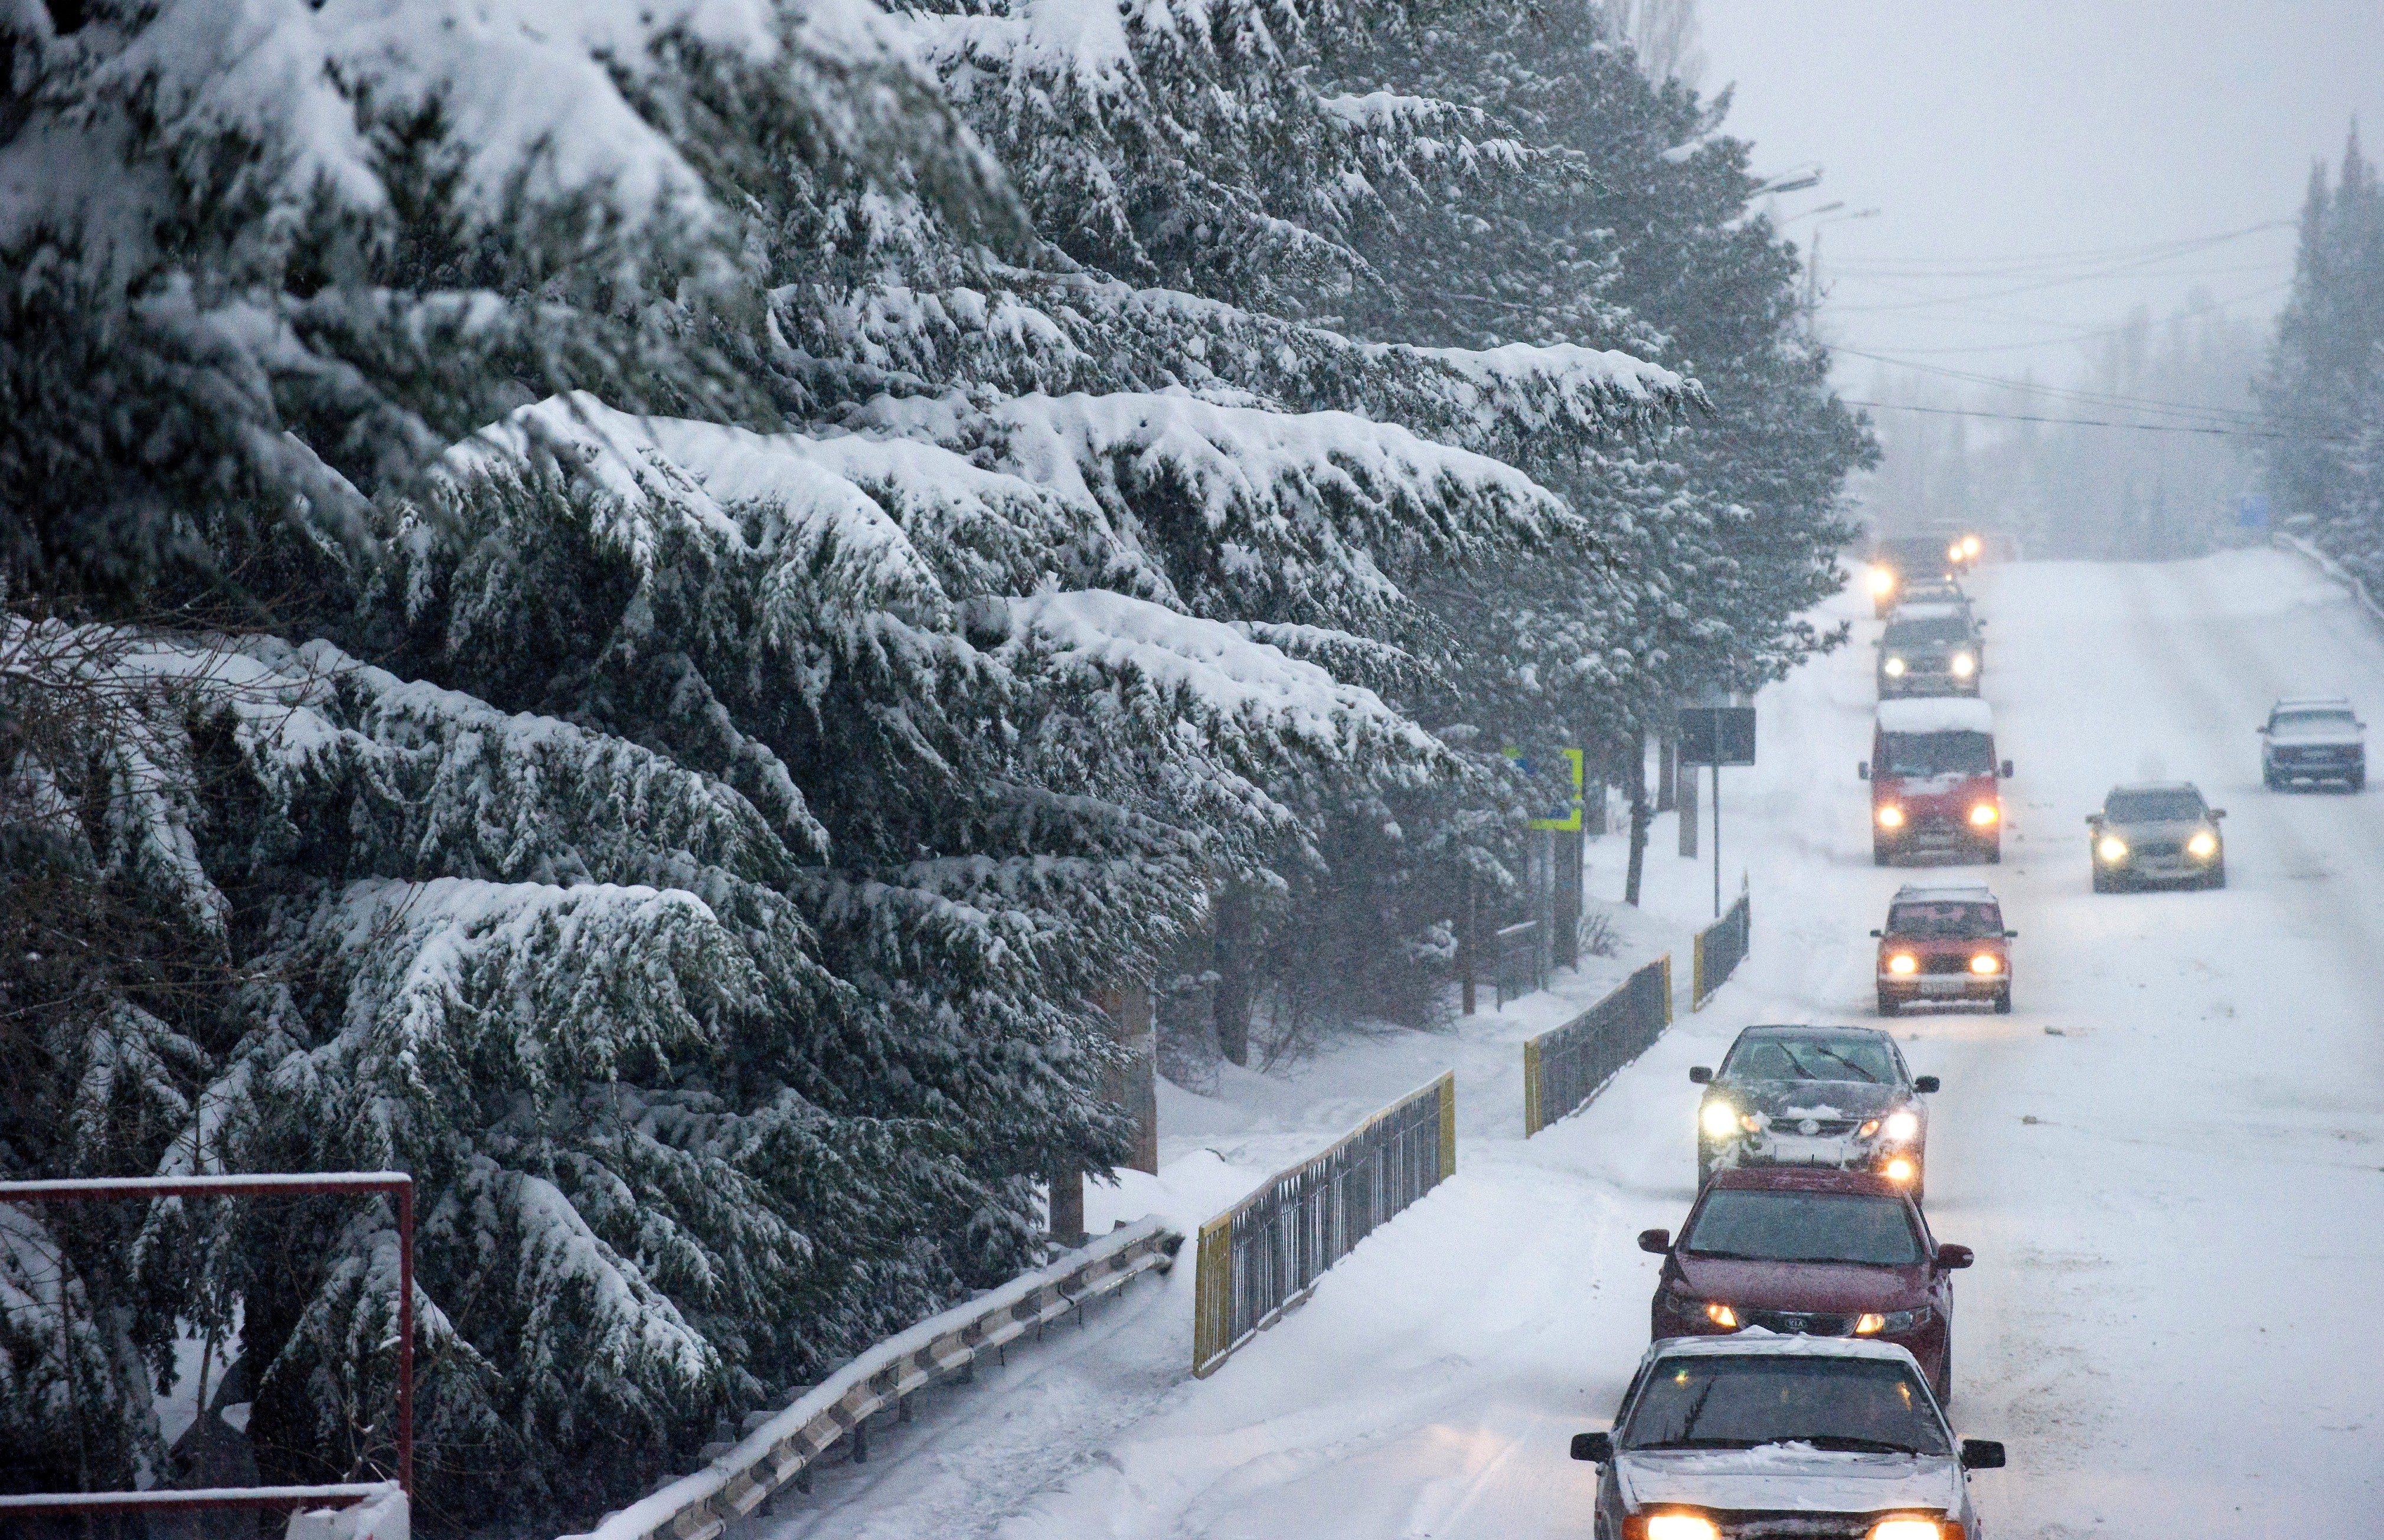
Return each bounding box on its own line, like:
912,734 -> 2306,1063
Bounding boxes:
1915,978 -> 1971,995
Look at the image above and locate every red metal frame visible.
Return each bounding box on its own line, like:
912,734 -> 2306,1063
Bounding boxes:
0,1171 -> 413,1506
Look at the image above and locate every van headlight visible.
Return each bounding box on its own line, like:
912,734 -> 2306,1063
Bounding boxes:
1877,805 -> 1906,829
1949,652 -> 1976,678
1968,802 -> 1998,827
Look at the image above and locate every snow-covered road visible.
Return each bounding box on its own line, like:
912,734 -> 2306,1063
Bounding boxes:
750,550 -> 2384,1540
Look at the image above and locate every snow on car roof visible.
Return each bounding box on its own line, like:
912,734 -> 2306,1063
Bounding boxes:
1643,1329 -> 1925,1367
1737,1022 -> 1893,1040
2272,697 -> 2353,710
1889,601 -> 1967,622
1875,697 -> 1993,734
1892,881 -> 1996,903
2109,780 -> 2202,794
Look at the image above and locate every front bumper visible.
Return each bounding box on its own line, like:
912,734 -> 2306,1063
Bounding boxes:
1703,1132 -> 1923,1181
1879,972 -> 2005,1001
1879,671 -> 1979,698
2267,751 -> 2362,783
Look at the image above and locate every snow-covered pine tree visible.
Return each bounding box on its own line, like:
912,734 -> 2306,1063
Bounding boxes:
5,0 -> 1699,1518
2261,126 -> 2384,583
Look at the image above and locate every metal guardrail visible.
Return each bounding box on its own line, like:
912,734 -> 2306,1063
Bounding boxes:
1691,892 -> 1752,1011
2273,531 -> 2384,628
1192,1071 -> 1456,1377
1494,920 -> 1543,1007
567,1217 -> 1183,1540
1521,954 -> 1674,1137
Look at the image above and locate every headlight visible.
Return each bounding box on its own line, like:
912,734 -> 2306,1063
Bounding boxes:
1700,1101 -> 1739,1140
1969,952 -> 2001,975
1949,651 -> 1976,678
1643,1515 -> 1724,1540
2187,829 -> 2219,858
1870,1517 -> 1957,1540
1884,1156 -> 1917,1183
1961,534 -> 1981,558
1886,953 -> 1918,976
1883,655 -> 1908,677
2097,835 -> 2128,862
1869,567 -> 1896,596
1968,801 -> 1998,827
1703,1303 -> 1738,1329
1947,542 -> 1964,564
1857,1118 -> 1880,1138
1884,1110 -> 1920,1140
1877,805 -> 1906,829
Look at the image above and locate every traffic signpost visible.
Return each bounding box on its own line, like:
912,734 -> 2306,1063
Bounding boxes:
1677,707 -> 1756,918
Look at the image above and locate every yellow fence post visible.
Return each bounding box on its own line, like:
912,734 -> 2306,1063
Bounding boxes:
1660,953 -> 1675,1024
1522,1037 -> 1542,1138
1437,1070 -> 1456,1179
1191,1215 -> 1233,1377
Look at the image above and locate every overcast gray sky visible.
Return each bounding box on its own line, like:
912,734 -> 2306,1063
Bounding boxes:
1699,1 -> 2384,387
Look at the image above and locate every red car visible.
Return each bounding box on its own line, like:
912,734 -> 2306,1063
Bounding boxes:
1640,1166 -> 1974,1400
1874,880 -> 2015,1016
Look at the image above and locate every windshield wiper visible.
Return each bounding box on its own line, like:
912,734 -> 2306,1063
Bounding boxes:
1807,1046 -> 1879,1082
1797,1436 -> 1924,1454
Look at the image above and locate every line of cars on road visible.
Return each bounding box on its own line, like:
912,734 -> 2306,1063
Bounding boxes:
1570,535 -> 2009,1538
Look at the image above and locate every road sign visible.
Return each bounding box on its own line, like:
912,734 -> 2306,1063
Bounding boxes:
1504,746 -> 1585,831
2238,493 -> 2270,530
1677,707 -> 1756,767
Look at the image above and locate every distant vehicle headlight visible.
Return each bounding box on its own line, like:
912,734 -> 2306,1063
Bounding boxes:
1700,1101 -> 1739,1140
1968,802 -> 1998,827
1869,565 -> 1897,596
1961,534 -> 1982,558
1949,651 -> 1977,678
1883,655 -> 1908,677
1969,953 -> 2002,975
1645,1512 -> 1725,1540
1877,805 -> 1906,829
2097,835 -> 2128,862
1947,541 -> 1965,563
2187,829 -> 2219,858
1887,953 -> 1919,976
1884,1110 -> 1921,1140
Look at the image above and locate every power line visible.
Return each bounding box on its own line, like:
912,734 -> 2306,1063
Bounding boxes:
1828,238 -> 2295,314
1820,218 -> 2292,279
1830,345 -> 2310,430
1841,398 -> 2351,444
1832,280 -> 2294,355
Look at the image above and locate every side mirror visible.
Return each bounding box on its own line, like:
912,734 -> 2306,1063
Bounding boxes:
1857,761 -> 1870,781
2257,724 -> 2271,734
2003,930 -> 2019,939
1936,1242 -> 1974,1270
1960,1438 -> 2007,1470
2083,813 -> 2098,826
1868,928 -> 1883,938
1571,1431 -> 1615,1464
1637,1228 -> 1671,1255
1913,1075 -> 1941,1094
2210,808 -> 2226,819
1999,759 -> 2015,779
1689,1066 -> 1713,1085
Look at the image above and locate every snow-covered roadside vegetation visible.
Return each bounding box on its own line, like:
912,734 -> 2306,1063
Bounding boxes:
0,0 -> 1867,1523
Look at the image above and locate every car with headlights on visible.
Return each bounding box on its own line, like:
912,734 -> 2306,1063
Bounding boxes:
1569,1333 -> 2004,1540
1640,1167 -> 1972,1400
1872,882 -> 2014,1016
1862,699 -> 2011,865
1690,1025 -> 1938,1198
1876,605 -> 1983,698
1864,535 -> 1958,619
2087,782 -> 2225,891
2260,697 -> 2365,791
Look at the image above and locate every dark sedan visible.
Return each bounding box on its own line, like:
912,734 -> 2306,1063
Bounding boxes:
1641,1167 -> 1972,1400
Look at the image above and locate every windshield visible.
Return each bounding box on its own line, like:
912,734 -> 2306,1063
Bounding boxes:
1879,731 -> 1994,777
1725,1035 -> 1900,1085
1622,1355 -> 1951,1455
1883,617 -> 1972,647
1683,1191 -> 1926,1267
2271,709 -> 2357,740
2105,789 -> 2206,822
1886,901 -> 2002,938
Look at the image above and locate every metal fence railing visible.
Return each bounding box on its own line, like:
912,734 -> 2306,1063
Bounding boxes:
1691,892 -> 1752,1011
1494,920 -> 1543,1007
1521,954 -> 1674,1137
568,1218 -> 1183,1540
1192,1071 -> 1456,1377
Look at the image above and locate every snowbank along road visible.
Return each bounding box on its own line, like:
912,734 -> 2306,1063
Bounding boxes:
746,550 -> 2383,1540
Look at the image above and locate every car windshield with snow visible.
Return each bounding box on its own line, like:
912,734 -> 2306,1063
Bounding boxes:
1572,1336 -> 2003,1539
1691,1026 -> 1936,1196
1642,1169 -> 1973,1398
2261,698 -> 2365,790
2089,782 -> 2225,891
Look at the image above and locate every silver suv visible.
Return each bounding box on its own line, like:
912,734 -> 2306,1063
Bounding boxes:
2088,783 -> 2225,891
2261,697 -> 2365,792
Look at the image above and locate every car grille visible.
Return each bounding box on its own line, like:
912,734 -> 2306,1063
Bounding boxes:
1770,1116 -> 1863,1136
1740,1307 -> 1854,1335
2280,747 -> 2357,762
1921,954 -> 1970,975
2133,839 -> 2181,859
1710,1517 -> 1878,1540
